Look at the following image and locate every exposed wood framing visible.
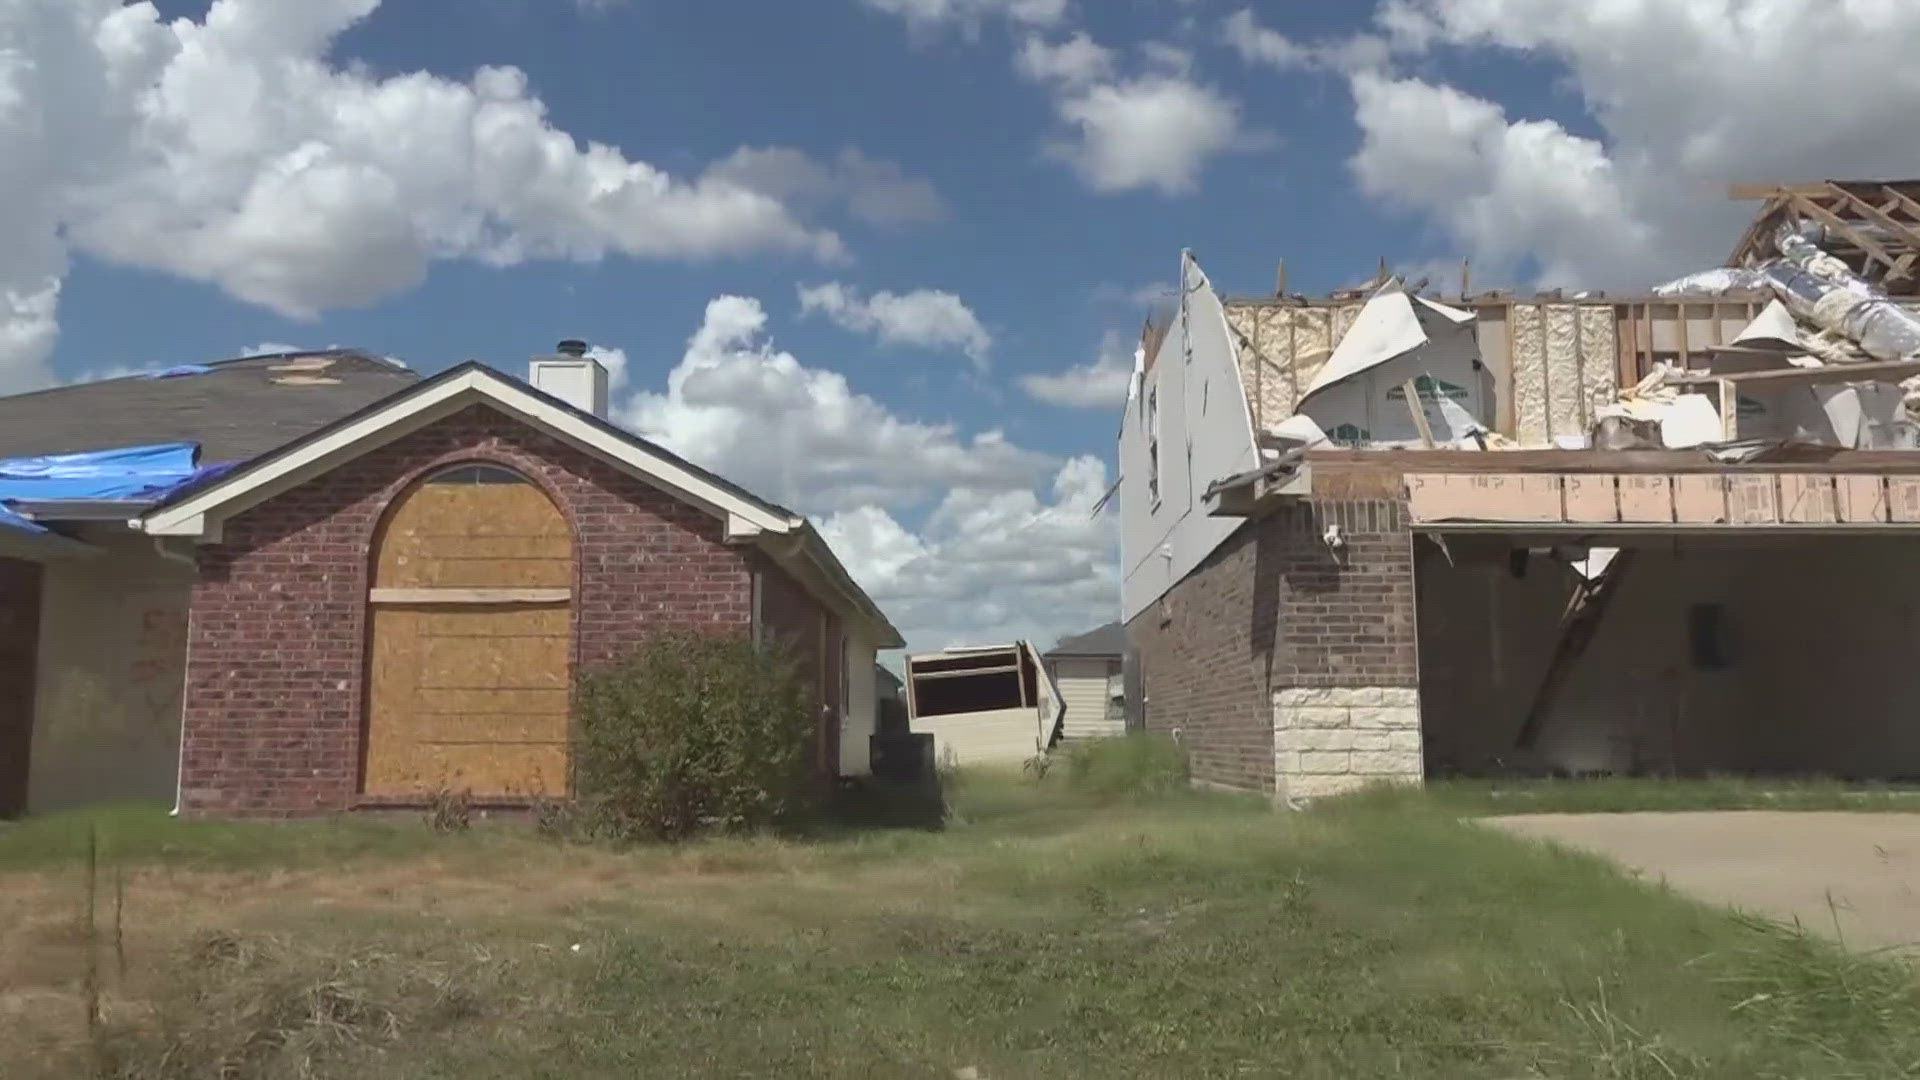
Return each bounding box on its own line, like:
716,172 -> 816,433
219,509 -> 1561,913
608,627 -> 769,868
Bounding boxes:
1515,549 -> 1638,751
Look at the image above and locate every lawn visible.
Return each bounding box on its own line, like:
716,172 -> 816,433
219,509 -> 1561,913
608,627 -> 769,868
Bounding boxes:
5,772 -> 1920,1079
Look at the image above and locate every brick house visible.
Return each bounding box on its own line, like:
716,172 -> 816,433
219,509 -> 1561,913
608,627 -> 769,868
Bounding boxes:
1123,242 -> 1920,801
0,348 -> 899,817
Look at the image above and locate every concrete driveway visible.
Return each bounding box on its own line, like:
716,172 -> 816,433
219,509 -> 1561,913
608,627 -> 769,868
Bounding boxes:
1484,812 -> 1920,956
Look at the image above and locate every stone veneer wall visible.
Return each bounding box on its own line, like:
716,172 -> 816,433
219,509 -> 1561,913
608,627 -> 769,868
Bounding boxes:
1274,686 -> 1422,800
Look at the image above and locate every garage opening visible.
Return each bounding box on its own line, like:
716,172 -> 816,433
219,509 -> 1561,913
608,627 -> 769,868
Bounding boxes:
1414,532 -> 1920,781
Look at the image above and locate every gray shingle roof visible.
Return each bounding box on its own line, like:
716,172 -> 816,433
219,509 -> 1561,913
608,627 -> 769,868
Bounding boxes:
1047,621 -> 1124,658
0,350 -> 418,464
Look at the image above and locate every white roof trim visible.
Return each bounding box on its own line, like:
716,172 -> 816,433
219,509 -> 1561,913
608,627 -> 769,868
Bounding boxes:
140,367 -> 797,539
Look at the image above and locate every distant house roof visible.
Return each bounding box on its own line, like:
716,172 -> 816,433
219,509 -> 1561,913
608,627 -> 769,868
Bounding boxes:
0,350 -> 418,464
1046,621 -> 1124,658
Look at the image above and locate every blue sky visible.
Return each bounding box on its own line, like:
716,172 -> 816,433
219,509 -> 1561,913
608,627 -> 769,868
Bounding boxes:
8,0 -> 1916,652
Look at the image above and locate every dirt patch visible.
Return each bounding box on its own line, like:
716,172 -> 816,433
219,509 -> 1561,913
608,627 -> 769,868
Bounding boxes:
1485,811 -> 1920,956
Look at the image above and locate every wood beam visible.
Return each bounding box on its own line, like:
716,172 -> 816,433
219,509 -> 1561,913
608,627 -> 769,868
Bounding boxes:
1730,182 -> 1834,200
1826,183 -> 1920,248
1671,359 -> 1920,387
1789,193 -> 1901,270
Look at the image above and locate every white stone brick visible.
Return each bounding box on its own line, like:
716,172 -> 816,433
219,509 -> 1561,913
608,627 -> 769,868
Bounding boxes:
1282,705 -> 1351,729
1350,732 -> 1392,752
1297,751 -> 1352,774
1350,706 -> 1421,730
1273,751 -> 1301,776
1388,730 -> 1424,753
1348,687 -> 1386,707
1276,687 -> 1338,707
1285,774 -> 1370,800
1289,729 -> 1355,752
1350,750 -> 1423,777
1378,687 -> 1419,708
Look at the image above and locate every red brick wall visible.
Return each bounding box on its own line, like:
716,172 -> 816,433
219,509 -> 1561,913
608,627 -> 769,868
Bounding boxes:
178,404 -> 829,816
757,563 -> 838,776
0,558 -> 40,816
1126,496 -> 1418,794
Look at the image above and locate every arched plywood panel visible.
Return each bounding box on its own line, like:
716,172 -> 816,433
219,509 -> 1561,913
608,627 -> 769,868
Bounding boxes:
364,463 -> 573,798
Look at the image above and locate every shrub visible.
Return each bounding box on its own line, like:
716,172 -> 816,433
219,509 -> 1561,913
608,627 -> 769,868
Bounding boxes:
572,631 -> 818,841
1060,734 -> 1190,800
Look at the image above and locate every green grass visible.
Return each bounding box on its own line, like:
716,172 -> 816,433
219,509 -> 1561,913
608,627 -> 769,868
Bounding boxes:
0,801 -> 527,871
7,772 -> 1920,1079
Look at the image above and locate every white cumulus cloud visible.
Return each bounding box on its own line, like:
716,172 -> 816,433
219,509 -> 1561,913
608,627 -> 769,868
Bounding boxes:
858,0 -> 1068,34
1020,331 -> 1134,409
624,296 -> 1041,511
615,297 -> 1115,654
1019,35 -> 1250,196
1340,0 -> 1920,287
798,282 -> 993,363
0,0 -> 874,392
703,147 -> 947,229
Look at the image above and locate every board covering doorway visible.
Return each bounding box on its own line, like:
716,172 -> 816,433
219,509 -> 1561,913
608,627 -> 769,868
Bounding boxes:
364,464 -> 573,798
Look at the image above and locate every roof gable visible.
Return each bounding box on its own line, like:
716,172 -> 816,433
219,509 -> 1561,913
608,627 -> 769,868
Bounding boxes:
141,362 -> 796,541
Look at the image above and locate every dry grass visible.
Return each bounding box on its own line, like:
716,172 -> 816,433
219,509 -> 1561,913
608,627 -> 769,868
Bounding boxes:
4,772 -> 1919,1078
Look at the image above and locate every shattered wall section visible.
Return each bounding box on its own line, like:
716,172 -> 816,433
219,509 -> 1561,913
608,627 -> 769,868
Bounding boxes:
1578,306 -> 1618,432
1510,303 -> 1619,446
1223,302 -> 1361,431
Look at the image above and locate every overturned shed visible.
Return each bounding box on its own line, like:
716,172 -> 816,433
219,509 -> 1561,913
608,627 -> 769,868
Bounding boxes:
906,642 -> 1062,765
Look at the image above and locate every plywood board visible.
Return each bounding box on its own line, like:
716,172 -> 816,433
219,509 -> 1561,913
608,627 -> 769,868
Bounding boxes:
376,481 -> 572,589
1725,475 -> 1781,524
1617,475 -> 1674,523
367,473 -> 574,798
1778,474 -> 1839,524
1407,473 -> 1563,523
1561,474 -> 1617,523
1837,475 -> 1889,523
1671,475 -> 1729,523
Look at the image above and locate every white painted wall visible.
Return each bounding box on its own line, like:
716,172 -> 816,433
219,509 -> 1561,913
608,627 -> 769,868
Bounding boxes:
841,633 -> 876,776
1120,253 -> 1261,623
28,527 -> 194,812
1054,657 -> 1122,740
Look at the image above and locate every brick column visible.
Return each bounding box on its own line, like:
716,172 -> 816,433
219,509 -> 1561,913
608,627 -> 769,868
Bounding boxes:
1270,497 -> 1422,800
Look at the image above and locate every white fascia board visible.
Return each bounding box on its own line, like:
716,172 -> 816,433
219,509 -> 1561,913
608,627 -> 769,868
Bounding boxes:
141,368 -> 796,539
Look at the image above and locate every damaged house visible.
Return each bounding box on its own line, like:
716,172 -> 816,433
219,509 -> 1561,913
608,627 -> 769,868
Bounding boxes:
0,345 -> 900,818
1122,180 -> 1920,799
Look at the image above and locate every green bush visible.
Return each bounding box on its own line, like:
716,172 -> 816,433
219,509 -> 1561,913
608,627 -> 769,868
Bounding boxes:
1059,733 -> 1191,800
572,631 -> 819,841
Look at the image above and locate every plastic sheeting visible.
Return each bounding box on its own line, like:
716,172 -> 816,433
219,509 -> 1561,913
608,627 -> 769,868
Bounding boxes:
0,442 -> 236,504
1651,267 -> 1771,297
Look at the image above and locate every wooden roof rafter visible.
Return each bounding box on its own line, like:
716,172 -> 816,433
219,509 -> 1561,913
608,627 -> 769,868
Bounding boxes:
1728,180 -> 1920,295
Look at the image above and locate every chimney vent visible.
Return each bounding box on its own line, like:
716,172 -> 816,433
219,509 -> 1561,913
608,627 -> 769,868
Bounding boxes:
530,340 -> 608,417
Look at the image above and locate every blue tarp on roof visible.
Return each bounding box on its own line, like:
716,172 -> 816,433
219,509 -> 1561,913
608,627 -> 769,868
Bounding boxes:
0,442 -> 231,502
0,442 -> 239,540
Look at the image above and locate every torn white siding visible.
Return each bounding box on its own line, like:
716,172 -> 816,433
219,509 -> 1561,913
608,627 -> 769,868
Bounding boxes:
27,528 -> 193,812
1120,253 -> 1260,624
1054,657 -> 1123,740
